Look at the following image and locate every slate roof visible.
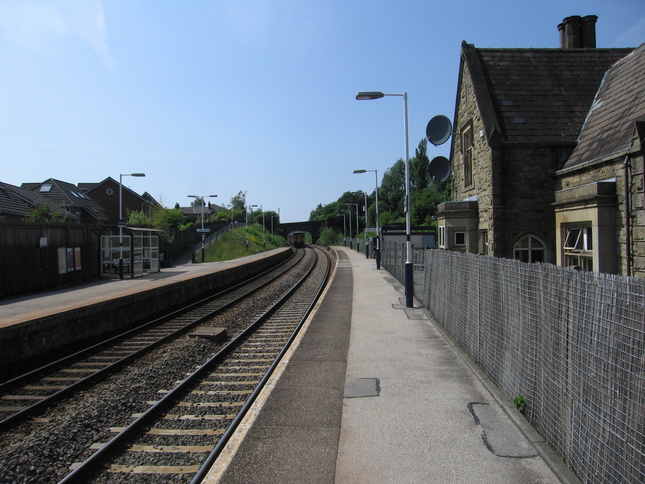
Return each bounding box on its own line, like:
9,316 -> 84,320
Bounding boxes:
0,181 -> 45,218
77,182 -> 98,192
562,43 -> 645,170
461,42 -> 634,144
179,202 -> 223,217
21,179 -> 108,221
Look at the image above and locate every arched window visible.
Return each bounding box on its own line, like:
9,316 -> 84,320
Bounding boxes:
513,235 -> 546,263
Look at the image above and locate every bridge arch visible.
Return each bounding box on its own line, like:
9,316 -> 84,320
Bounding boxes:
279,220 -> 325,244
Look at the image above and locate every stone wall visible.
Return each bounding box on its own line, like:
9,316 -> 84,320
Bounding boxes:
450,61 -> 558,262
556,151 -> 645,277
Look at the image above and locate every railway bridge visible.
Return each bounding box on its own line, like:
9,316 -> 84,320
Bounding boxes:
279,220 -> 325,243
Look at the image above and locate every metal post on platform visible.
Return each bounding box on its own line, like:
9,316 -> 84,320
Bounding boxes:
356,91 -> 412,306
353,168 -> 380,268
188,194 -> 217,262
119,172 -> 145,279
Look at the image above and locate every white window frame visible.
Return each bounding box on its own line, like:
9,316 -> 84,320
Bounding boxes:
564,226 -> 592,251
563,226 -> 593,270
513,234 -> 546,263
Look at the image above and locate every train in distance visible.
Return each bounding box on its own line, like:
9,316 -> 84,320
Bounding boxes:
288,231 -> 306,248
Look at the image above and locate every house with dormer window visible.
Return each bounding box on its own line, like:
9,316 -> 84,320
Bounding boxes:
21,178 -> 108,224
554,43 -> 645,277
436,15 -> 634,269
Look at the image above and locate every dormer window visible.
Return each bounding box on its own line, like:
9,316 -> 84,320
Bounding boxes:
39,184 -> 53,192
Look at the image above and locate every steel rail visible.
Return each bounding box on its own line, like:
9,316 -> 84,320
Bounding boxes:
0,250 -> 299,431
59,247 -> 329,484
191,247 -> 331,483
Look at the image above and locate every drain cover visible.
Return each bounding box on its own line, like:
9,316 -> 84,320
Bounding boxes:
344,378 -> 380,398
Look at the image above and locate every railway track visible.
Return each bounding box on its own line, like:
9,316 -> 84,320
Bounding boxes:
0,246 -> 332,483
62,245 -> 331,483
0,249 -> 302,430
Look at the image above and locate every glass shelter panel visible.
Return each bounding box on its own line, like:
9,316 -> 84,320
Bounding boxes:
100,230 -> 160,277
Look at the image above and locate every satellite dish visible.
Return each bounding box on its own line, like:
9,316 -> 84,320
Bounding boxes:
426,115 -> 453,146
428,156 -> 451,182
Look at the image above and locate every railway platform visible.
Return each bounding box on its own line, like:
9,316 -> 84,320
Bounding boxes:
0,245 -> 580,483
205,246 -> 579,484
0,249 -> 280,328
0,248 -> 292,376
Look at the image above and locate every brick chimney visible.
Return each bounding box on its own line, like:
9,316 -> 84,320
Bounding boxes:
558,15 -> 598,48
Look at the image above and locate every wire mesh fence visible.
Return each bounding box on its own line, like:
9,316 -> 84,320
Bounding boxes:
381,245 -> 645,483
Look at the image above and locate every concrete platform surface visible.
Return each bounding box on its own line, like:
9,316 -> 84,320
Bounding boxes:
205,247 -> 579,484
0,249 -> 287,328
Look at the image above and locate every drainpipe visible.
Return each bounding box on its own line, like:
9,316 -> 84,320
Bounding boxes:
624,155 -> 631,276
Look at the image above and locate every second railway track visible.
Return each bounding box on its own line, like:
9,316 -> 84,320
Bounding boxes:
0,249 -> 303,431
0,246 -> 334,484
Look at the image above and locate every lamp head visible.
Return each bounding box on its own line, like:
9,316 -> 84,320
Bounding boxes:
356,91 -> 385,100
131,173 -> 146,177
353,169 -> 367,174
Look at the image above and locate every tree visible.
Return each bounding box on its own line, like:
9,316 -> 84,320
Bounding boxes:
379,159 -> 405,220
228,191 -> 247,223
262,210 -> 280,232
151,205 -> 184,232
230,191 -> 246,213
316,227 -> 340,246
25,202 -> 67,223
190,196 -> 204,207
128,210 -> 153,227
411,139 -> 430,191
410,179 -> 451,225
306,137 -> 451,240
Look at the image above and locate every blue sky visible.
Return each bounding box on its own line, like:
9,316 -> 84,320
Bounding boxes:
1,1 -> 643,222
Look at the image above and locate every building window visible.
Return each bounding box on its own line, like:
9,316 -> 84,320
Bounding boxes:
563,226 -> 593,271
439,226 -> 445,248
454,232 -> 466,247
514,235 -> 546,263
461,123 -> 474,188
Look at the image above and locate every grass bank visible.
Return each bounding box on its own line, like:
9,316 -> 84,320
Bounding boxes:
202,224 -> 288,262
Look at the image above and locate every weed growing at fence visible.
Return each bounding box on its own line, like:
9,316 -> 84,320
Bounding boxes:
513,395 -> 525,414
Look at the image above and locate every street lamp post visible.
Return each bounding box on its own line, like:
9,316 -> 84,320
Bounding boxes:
346,206 -> 353,248
188,194 -> 217,262
347,203 -> 359,252
337,214 -> 346,242
271,216 -> 279,236
356,91 -> 412,307
245,206 -> 249,251
119,172 -> 145,279
353,169 -> 380,268
250,204 -> 264,247
355,191 -> 369,258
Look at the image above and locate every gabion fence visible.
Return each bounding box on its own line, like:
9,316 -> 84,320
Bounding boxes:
381,244 -> 645,483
